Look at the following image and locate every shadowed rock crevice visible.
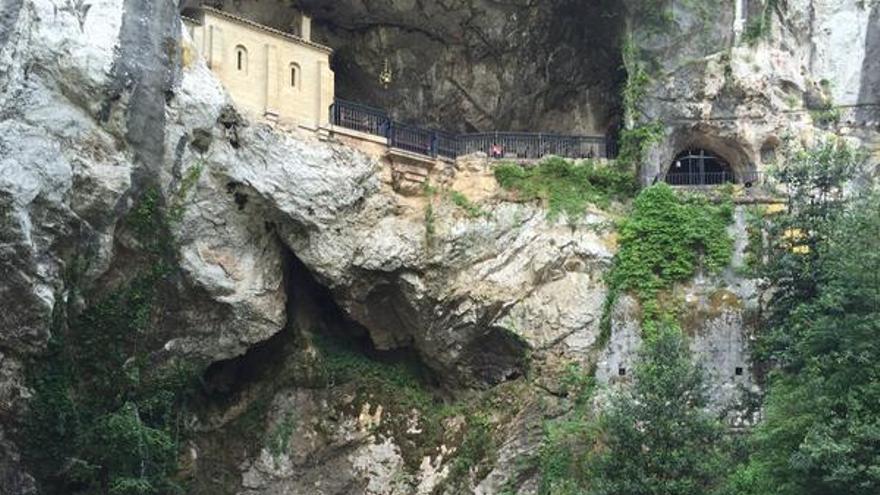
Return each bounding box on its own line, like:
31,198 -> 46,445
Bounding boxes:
199,249 -> 439,396
856,2 -> 880,123
105,0 -> 181,189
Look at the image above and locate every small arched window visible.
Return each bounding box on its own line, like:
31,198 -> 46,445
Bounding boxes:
289,63 -> 301,88
235,45 -> 248,74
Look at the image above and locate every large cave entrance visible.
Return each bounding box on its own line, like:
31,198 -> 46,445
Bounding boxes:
664,148 -> 735,186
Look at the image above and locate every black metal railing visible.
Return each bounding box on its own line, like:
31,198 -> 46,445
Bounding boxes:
331,99 -> 391,137
389,123 -> 434,156
456,132 -> 607,160
329,99 -> 613,160
661,171 -> 765,187
435,131 -> 458,160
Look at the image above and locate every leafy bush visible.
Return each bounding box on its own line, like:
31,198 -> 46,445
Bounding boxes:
24,190 -> 195,495
448,190 -> 485,218
586,325 -> 730,495
494,157 -> 637,219
537,370 -> 597,495
606,183 -> 733,328
537,327 -> 732,495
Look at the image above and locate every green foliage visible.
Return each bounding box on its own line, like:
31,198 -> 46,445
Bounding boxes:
169,159 -> 205,223
536,370 -> 597,495
312,334 -> 435,411
494,157 -> 637,219
606,184 -> 734,328
743,0 -> 779,45
586,326 -> 730,495
24,191 -> 194,495
810,105 -> 841,127
424,202 -> 436,242
727,142 -> 879,495
615,122 -> 665,169
448,414 -> 496,482
618,37 -> 664,170
448,190 -> 485,218
539,185 -> 735,492
127,188 -> 171,256
741,205 -> 768,277
266,412 -> 296,460
621,37 -> 651,125
310,332 -> 460,471
422,183 -> 485,244
537,328 -> 732,495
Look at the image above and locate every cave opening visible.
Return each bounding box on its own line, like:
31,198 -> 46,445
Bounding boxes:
665,148 -> 736,186
198,249 -> 441,404
190,248 -> 446,492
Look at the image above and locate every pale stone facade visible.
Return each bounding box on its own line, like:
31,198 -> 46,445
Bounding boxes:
183,7 -> 335,130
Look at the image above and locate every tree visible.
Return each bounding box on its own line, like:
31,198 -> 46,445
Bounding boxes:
587,325 -> 730,495
728,141 -> 880,494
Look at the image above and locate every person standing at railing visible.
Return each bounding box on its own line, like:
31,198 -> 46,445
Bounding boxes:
491,143 -> 503,158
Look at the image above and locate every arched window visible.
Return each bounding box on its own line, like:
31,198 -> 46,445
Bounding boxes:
665,148 -> 734,186
289,63 -> 300,88
235,45 -> 248,74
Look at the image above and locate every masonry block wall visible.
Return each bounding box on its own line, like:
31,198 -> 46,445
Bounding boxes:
184,7 -> 335,131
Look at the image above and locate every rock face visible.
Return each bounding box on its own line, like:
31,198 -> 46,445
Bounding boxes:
631,0 -> 880,184
1,1 -> 616,491
1,0 -> 873,494
596,206 -> 761,420
184,0 -> 627,135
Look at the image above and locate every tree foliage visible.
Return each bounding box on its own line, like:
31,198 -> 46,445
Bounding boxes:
587,326 -> 730,495
494,157 -> 637,219
24,189 -> 195,495
728,141 -> 880,494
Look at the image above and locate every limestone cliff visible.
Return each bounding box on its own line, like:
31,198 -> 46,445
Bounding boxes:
627,0 -> 880,183
0,1 -> 876,494
184,0 -> 627,135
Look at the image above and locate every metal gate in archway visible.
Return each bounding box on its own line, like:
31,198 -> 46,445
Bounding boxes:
664,148 -> 735,186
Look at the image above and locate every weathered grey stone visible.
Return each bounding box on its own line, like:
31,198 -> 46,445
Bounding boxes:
2,1 -> 877,493
181,0 -> 627,135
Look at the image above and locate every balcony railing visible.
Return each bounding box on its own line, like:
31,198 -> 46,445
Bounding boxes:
329,99 -> 614,160
330,99 -> 390,137
661,170 -> 765,187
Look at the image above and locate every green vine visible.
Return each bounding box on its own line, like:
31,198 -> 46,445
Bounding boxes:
24,189 -> 197,495
615,122 -> 665,169
743,0 -> 779,45
602,184 -> 734,338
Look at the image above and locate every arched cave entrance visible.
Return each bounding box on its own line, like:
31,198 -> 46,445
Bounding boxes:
665,148 -> 735,186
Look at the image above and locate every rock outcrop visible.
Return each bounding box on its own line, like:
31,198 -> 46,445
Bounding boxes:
630,0 -> 880,183
184,0 -> 627,135
2,1 -> 874,494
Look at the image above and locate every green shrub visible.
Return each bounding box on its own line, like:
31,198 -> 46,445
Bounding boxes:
615,122 -> 665,169
494,157 -> 637,219
605,184 -> 733,329
24,190 -> 195,495
586,325 -> 730,495
448,190 -> 485,218
266,412 -> 296,461
448,414 -> 496,482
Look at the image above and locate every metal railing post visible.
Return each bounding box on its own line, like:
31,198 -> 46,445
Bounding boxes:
387,121 -> 394,149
